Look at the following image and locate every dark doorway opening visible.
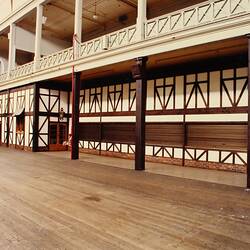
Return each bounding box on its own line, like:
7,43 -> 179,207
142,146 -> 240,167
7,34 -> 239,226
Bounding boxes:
15,112 -> 25,150
49,122 -> 68,151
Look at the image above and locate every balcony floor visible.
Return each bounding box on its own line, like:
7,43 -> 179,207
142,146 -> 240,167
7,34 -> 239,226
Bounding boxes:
0,147 -> 250,249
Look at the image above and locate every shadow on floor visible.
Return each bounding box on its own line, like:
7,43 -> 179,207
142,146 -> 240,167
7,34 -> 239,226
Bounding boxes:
40,151 -> 247,188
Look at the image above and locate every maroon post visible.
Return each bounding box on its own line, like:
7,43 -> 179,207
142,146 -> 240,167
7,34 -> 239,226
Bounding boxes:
247,35 -> 250,188
132,57 -> 148,171
71,71 -> 81,160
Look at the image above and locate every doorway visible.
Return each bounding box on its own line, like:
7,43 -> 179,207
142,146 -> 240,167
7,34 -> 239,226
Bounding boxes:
49,122 -> 68,151
15,113 -> 25,150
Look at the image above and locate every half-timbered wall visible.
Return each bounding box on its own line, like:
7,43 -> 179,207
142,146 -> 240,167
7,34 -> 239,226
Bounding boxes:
1,65 -> 247,173
38,88 -> 69,150
0,91 -> 8,146
0,86 -> 34,150
76,66 -> 248,173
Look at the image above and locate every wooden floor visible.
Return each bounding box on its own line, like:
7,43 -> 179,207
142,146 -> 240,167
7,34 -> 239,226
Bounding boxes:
72,152 -> 246,187
0,147 -> 250,249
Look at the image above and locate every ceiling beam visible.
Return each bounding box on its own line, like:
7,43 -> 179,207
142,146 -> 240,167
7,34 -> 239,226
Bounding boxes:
118,0 -> 137,9
48,2 -> 105,27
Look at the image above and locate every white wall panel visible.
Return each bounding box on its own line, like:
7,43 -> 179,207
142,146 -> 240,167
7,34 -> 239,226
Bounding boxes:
186,113 -> 247,122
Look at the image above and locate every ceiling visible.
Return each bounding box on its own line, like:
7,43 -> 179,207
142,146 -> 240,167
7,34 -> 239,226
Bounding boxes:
0,35 -> 9,59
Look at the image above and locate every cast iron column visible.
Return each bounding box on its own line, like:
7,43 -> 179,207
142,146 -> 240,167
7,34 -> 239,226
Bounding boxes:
71,71 -> 81,160
132,57 -> 148,171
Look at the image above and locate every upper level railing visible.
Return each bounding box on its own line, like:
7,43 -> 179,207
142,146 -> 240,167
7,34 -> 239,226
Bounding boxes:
0,0 -> 249,83
9,61 -> 34,80
0,72 -> 7,82
145,0 -> 249,38
39,47 -> 74,71
107,25 -> 137,49
29,24 -> 138,74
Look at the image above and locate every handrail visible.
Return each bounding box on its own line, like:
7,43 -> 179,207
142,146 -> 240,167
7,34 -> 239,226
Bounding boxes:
145,0 -> 249,39
0,72 -> 7,82
39,47 -> 74,70
9,61 -> 34,80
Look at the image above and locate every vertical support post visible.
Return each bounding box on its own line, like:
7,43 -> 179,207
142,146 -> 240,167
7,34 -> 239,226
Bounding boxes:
6,90 -> 10,147
32,83 -> 39,152
182,75 -> 187,166
136,0 -> 147,41
247,35 -> 250,189
132,57 -> 148,170
7,23 -> 16,78
74,0 -> 83,42
182,121 -> 187,166
34,4 -> 43,71
71,72 -> 81,160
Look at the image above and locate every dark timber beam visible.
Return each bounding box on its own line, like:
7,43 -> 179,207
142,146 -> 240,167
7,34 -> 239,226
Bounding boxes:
247,35 -> 250,189
32,83 -> 39,152
71,71 -> 81,160
132,57 -> 148,171
48,3 -> 104,26
118,0 -> 137,9
6,89 -> 10,147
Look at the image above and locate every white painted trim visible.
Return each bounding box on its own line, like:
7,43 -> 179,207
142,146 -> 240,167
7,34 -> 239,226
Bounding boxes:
136,0 -> 147,41
7,23 -> 16,77
74,0 -> 82,42
0,0 -> 49,34
34,4 -> 43,70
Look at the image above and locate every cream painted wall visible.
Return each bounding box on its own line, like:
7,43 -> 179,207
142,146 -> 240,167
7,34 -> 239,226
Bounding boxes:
0,0 -> 28,22
16,27 -> 72,56
13,0 -> 29,10
0,57 -> 8,73
0,0 -> 11,22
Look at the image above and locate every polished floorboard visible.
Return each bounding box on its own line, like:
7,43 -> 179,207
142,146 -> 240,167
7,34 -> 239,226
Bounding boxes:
0,147 -> 250,249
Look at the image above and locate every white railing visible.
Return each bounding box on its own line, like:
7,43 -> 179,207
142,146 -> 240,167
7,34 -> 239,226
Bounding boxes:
9,61 -> 34,79
39,47 -> 74,70
107,25 -> 137,49
145,0 -> 249,39
80,37 -> 104,57
0,72 -> 7,82
79,25 -> 137,57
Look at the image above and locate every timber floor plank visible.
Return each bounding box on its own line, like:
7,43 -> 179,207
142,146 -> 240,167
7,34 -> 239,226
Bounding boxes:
0,147 -> 250,249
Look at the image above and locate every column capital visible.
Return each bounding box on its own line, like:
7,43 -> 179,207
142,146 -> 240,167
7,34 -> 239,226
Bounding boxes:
132,57 -> 148,79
